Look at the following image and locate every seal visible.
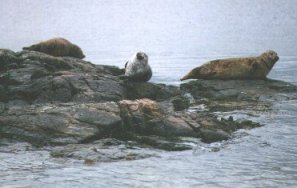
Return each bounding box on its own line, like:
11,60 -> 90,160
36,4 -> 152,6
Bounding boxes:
23,37 -> 85,59
123,52 -> 152,82
180,50 -> 279,81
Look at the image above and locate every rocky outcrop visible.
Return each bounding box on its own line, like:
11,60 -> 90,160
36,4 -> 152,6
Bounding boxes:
1,48 -> 295,162
180,79 -> 297,112
0,102 -> 122,145
0,49 -> 125,103
50,138 -> 159,163
181,79 -> 297,101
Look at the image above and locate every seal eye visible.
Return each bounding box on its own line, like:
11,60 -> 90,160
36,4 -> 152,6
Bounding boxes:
136,52 -> 144,60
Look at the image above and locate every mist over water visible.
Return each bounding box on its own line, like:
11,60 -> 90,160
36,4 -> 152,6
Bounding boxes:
0,0 -> 297,187
1,0 -> 297,56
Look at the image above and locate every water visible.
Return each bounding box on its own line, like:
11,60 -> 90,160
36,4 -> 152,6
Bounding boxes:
0,0 -> 297,187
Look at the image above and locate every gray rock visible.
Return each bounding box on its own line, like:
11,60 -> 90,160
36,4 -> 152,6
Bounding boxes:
0,49 -> 125,103
50,138 -> 158,163
124,82 -> 181,101
180,79 -> 297,102
0,49 -> 20,72
0,102 -> 122,145
171,95 -> 190,111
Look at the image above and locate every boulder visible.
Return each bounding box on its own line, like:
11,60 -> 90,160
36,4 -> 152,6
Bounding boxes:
0,50 -> 125,103
0,102 -> 122,145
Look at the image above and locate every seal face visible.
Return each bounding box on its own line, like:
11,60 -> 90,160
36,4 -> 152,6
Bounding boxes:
124,52 -> 152,82
23,37 -> 85,59
180,50 -> 279,81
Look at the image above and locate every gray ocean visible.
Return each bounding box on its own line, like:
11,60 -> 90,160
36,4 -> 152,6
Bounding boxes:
0,0 -> 297,187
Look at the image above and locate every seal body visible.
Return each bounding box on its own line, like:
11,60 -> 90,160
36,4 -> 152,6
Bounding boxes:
124,52 -> 152,82
180,50 -> 279,81
23,37 -> 85,59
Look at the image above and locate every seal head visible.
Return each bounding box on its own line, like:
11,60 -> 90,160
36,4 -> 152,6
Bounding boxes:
259,50 -> 279,70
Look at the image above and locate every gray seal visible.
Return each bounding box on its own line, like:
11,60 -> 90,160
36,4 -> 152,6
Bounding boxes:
124,52 -> 152,82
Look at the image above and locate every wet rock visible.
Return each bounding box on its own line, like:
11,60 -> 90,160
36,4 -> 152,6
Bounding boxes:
163,114 -> 198,136
131,135 -> 198,151
117,98 -> 256,143
178,113 -> 261,143
50,138 -> 158,162
199,129 -> 230,143
171,95 -> 190,111
0,138 -> 33,152
0,102 -> 122,145
180,79 -> 297,102
124,82 -> 181,101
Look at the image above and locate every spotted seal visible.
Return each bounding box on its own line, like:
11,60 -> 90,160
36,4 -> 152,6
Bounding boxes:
180,50 -> 279,80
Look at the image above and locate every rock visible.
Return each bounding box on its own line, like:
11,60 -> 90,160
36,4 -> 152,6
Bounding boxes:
129,135 -> 198,151
0,48 -> 287,156
95,65 -> 125,76
0,102 -> 122,145
0,49 -> 20,72
124,82 -> 181,101
199,128 -> 230,143
180,79 -> 297,116
180,79 -> 297,102
119,98 -> 162,119
171,95 -> 190,111
0,50 -> 125,103
118,98 -> 198,137
117,98 -> 257,143
118,98 -> 163,134
200,114 -> 261,143
50,138 -> 158,162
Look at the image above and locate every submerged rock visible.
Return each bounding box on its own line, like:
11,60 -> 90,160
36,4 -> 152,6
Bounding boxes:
50,138 -> 158,163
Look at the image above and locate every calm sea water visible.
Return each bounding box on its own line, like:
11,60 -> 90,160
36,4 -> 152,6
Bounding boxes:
0,0 -> 297,187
